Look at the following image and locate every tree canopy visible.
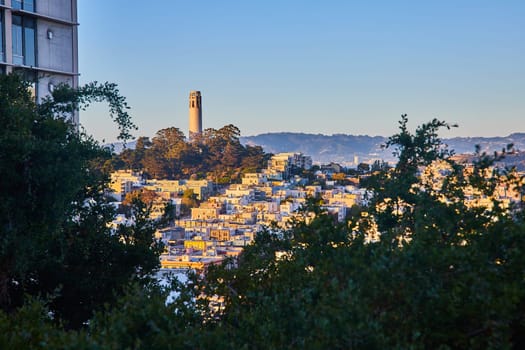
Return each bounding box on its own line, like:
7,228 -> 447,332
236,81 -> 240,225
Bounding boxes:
0,75 -> 163,329
113,124 -> 270,182
1,75 -> 524,350
180,116 -> 525,349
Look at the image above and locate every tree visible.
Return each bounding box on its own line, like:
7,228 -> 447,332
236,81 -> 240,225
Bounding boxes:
122,188 -> 158,208
179,115 -> 525,349
0,75 -> 163,328
180,189 -> 199,217
356,162 -> 370,174
112,123 -> 269,183
141,127 -> 188,179
202,124 -> 245,181
370,159 -> 390,172
119,136 -> 151,171
4,109 -> 524,348
241,145 -> 269,173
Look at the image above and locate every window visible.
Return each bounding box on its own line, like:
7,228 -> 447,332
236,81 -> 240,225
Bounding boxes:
12,0 -> 34,12
23,17 -> 35,65
12,15 -> 23,64
12,15 -> 35,66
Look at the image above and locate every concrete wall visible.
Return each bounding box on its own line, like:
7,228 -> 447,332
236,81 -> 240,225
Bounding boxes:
36,0 -> 73,22
37,20 -> 73,71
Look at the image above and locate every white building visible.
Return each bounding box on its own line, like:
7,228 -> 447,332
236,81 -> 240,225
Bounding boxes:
267,152 -> 312,180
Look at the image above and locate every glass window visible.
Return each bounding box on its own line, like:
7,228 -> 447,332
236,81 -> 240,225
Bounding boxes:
12,0 -> 34,12
12,15 -> 35,66
25,0 -> 34,12
23,17 -> 35,66
12,15 -> 23,65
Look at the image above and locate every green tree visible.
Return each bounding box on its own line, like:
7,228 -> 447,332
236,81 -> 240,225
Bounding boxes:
240,145 -> 269,173
112,123 -> 269,182
180,115 -> 525,349
356,162 -> 370,174
370,159 -> 390,172
5,106 -> 524,349
119,136 -> 151,171
141,127 -> 188,179
202,124 -> 245,180
180,189 -> 199,217
0,75 -> 163,329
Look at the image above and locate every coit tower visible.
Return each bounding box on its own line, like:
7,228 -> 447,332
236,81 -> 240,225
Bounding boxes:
188,91 -> 202,139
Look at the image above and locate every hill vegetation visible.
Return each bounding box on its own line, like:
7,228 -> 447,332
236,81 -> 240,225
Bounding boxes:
110,125 -> 269,183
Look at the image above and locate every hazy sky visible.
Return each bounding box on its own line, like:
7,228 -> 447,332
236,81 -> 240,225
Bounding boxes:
78,1 -> 524,143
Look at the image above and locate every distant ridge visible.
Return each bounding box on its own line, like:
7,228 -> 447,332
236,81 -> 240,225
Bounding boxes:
240,132 -> 525,164
104,141 -> 137,154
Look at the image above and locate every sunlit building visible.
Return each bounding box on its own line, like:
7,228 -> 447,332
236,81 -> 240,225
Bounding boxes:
267,152 -> 313,180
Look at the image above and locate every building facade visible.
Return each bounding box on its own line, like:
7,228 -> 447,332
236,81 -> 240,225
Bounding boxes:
0,0 -> 78,122
267,152 -> 313,180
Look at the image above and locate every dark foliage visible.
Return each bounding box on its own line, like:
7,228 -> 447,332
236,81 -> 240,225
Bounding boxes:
0,75 -> 162,329
2,85 -> 525,349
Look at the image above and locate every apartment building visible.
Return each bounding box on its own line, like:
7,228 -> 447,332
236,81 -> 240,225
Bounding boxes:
145,179 -> 213,201
109,170 -> 143,200
0,0 -> 78,121
242,173 -> 268,186
267,152 -> 313,180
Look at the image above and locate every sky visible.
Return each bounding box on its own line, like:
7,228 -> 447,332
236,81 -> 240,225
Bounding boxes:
78,0 -> 525,143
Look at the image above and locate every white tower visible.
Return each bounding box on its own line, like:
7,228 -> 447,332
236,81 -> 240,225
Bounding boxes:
189,91 -> 202,139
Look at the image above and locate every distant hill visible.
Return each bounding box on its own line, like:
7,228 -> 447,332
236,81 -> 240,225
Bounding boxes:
240,132 -> 525,165
240,133 -> 389,164
104,141 -> 136,154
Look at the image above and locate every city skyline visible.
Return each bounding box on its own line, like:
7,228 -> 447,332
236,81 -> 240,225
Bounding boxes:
78,1 -> 524,143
